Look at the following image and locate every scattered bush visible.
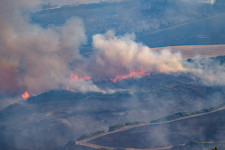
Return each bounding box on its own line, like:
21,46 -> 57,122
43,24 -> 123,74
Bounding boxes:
109,123 -> 125,132
109,121 -> 145,132
77,130 -> 105,141
151,105 -> 224,123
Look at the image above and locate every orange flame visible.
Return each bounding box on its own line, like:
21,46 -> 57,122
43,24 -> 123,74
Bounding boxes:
70,73 -> 91,81
111,70 -> 150,82
21,91 -> 30,99
66,86 -> 77,93
68,73 -> 91,93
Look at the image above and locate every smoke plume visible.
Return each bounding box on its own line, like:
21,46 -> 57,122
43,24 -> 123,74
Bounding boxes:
0,0 -> 224,101
0,0 -> 89,96
89,30 -> 225,86
89,30 -> 186,79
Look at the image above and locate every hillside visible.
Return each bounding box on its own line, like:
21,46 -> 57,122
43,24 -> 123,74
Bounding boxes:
31,0 -> 225,54
1,55 -> 225,149
1,73 -> 225,149
2,0 -> 225,150
138,12 -> 225,47
85,107 -> 225,150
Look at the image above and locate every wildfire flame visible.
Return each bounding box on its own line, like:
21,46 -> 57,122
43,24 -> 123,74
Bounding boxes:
110,70 -> 150,82
66,86 -> 77,93
67,71 -> 150,93
70,73 -> 91,81
21,91 -> 30,99
67,73 -> 91,92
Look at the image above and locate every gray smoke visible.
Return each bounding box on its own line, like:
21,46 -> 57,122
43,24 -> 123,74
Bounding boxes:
0,0 -> 224,100
0,0 -> 108,97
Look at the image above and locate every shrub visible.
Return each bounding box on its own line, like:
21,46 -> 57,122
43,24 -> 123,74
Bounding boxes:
77,130 -> 105,141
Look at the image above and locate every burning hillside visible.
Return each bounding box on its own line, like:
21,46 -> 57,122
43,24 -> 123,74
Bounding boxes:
1,0 -> 224,99
21,91 -> 30,99
110,70 -> 150,82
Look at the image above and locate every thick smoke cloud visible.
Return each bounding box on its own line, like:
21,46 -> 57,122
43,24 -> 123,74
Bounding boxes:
90,31 -> 186,78
89,30 -> 225,86
0,0 -> 91,96
0,0 -> 224,101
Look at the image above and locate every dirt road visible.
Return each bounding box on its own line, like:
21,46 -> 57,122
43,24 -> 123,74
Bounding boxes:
76,106 -> 225,150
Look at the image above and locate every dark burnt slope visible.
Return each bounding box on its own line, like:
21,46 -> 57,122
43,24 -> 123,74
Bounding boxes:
90,108 -> 225,149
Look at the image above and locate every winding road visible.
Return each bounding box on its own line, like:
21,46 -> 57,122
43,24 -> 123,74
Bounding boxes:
75,106 -> 225,150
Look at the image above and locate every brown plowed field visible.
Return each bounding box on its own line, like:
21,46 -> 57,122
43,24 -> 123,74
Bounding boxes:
152,44 -> 225,59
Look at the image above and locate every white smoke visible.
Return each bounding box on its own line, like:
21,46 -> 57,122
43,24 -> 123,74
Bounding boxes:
90,30 -> 225,87
187,57 -> 225,86
0,0 -> 107,96
90,30 -> 186,78
0,0 -> 223,99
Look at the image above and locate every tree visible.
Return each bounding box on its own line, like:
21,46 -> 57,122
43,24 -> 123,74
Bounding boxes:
211,147 -> 218,150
